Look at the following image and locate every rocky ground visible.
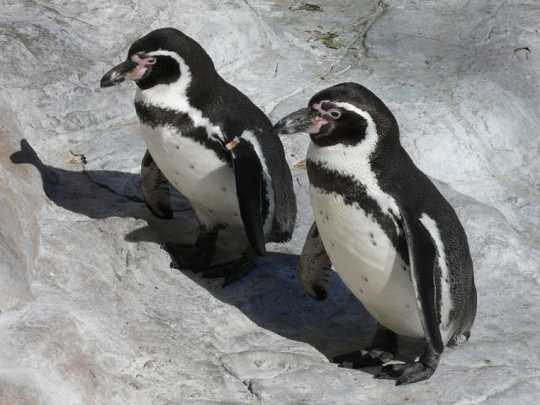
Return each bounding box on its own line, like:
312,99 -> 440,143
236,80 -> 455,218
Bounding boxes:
1,1 -> 539,404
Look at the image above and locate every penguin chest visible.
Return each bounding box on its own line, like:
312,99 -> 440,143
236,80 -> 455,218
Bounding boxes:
140,123 -> 242,227
310,186 -> 424,338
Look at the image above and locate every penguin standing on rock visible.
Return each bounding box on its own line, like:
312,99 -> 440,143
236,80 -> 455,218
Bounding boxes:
275,83 -> 477,385
100,28 -> 296,284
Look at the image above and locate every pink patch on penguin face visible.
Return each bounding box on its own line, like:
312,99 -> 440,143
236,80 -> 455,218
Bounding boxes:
308,116 -> 329,134
129,53 -> 157,80
307,101 -> 332,134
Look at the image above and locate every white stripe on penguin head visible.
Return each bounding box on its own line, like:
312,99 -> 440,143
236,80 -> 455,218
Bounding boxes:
135,50 -> 225,143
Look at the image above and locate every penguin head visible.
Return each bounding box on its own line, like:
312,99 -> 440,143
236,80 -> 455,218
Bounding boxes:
100,28 -> 216,97
275,82 -> 399,147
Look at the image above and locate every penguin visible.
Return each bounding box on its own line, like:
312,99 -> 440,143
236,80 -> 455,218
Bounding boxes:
100,28 -> 296,283
275,82 -> 477,385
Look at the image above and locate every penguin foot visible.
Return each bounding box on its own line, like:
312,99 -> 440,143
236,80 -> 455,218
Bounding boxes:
197,256 -> 257,287
162,243 -> 211,271
145,202 -> 173,219
334,349 -> 394,369
374,362 -> 435,385
164,241 -> 256,286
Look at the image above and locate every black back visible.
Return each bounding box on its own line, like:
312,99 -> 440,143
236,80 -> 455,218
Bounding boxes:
378,149 -> 476,340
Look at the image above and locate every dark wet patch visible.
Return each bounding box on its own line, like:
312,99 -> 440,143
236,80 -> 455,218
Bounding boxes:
289,3 -> 323,12
306,30 -> 341,49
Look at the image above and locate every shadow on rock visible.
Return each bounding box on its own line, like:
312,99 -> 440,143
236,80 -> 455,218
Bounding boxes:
10,139 -> 379,361
10,139 -> 149,220
187,252 -> 378,359
9,139 -> 197,244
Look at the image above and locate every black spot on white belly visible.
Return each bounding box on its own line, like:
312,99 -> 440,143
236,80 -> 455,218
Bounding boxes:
307,160 -> 409,264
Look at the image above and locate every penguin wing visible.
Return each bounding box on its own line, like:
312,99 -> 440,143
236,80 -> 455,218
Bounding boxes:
140,150 -> 173,219
229,138 -> 266,256
299,222 -> 332,300
398,207 -> 445,354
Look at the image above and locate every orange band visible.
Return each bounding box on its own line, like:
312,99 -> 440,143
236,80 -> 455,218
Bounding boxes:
225,137 -> 240,151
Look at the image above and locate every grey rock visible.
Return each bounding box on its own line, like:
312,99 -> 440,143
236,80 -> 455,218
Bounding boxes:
1,0 -> 539,404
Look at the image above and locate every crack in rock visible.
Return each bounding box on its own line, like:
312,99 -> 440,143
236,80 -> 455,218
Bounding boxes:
245,379 -> 262,403
69,150 -> 146,204
221,362 -> 261,403
320,0 -> 389,80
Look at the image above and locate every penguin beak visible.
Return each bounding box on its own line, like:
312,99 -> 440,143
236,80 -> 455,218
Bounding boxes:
274,108 -> 318,135
100,57 -> 153,88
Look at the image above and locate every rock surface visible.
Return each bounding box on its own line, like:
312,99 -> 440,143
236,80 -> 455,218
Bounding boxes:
1,0 -> 540,404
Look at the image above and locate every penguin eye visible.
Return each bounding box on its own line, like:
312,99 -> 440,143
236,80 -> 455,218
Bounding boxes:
328,109 -> 342,119
146,57 -> 156,65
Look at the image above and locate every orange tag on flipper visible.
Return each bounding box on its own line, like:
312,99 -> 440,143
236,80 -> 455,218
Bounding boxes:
225,137 -> 241,151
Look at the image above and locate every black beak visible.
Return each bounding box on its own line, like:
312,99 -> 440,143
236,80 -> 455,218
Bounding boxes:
100,60 -> 138,88
273,108 -> 315,135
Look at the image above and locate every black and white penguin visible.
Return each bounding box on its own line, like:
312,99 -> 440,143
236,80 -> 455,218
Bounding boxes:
275,83 -> 477,385
100,28 -> 296,283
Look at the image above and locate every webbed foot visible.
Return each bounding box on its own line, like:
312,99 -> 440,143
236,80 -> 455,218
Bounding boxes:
197,254 -> 257,286
375,343 -> 440,385
375,361 -> 435,385
163,242 -> 211,271
334,349 -> 395,369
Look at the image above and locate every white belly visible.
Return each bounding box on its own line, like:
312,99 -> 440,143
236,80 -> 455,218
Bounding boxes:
310,186 -> 424,338
141,123 -> 243,228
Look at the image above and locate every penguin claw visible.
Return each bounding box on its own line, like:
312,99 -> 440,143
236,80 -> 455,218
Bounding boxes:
333,349 -> 394,369
375,362 -> 435,385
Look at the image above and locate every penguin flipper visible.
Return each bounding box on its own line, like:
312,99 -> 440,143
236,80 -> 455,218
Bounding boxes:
299,222 -> 332,300
397,208 -> 444,355
229,138 -> 266,256
141,150 -> 173,219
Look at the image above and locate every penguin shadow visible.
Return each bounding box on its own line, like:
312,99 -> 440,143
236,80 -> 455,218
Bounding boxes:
9,139 -> 419,370
9,139 -> 197,241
